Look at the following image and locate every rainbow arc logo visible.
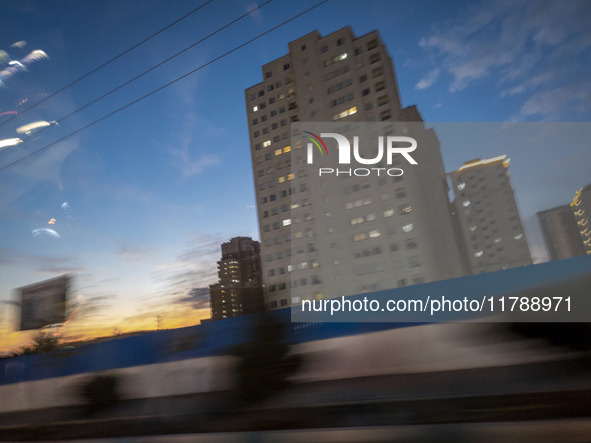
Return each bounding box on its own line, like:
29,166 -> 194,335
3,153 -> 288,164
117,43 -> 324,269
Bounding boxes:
302,131 -> 328,155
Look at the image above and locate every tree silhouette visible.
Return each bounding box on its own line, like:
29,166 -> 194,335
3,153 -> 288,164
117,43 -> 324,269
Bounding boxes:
233,314 -> 302,405
21,331 -> 60,354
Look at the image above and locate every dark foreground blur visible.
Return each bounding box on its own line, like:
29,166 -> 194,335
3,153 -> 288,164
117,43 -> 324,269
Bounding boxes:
1,342 -> 591,441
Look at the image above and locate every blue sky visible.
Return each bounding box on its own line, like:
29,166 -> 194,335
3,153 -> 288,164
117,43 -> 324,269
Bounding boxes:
0,0 -> 590,348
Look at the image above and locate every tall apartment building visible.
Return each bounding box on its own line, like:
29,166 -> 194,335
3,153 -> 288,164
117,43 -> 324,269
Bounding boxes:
209,237 -> 264,320
571,184 -> 591,255
537,205 -> 585,261
245,27 -> 464,309
448,156 -> 532,274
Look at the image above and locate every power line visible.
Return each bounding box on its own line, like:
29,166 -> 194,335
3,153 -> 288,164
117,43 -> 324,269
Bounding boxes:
17,0 -> 273,144
0,0 -> 329,173
0,0 -> 216,128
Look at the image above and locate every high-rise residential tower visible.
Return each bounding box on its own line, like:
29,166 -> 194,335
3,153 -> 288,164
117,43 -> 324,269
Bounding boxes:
448,156 -> 532,274
245,27 -> 464,309
571,184 -> 591,255
537,205 -> 585,261
209,237 -> 264,320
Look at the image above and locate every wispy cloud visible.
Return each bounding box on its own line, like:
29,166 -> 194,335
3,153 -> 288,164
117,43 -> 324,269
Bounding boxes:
416,0 -> 591,119
168,112 -> 220,177
172,287 -> 210,309
0,248 -> 84,275
415,69 -> 439,90
116,243 -> 154,262
152,233 -> 225,293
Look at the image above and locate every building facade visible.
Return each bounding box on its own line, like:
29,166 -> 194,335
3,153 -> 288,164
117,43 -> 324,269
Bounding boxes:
448,156 -> 532,274
537,205 -> 585,261
209,237 -> 264,320
571,185 -> 591,255
245,27 -> 464,309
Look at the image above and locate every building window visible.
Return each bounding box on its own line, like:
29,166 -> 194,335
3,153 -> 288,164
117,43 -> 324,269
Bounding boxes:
406,239 -> 418,249
323,52 -> 348,67
372,66 -> 384,77
337,38 -> 345,46
409,256 -> 421,268
283,63 -> 290,70
321,45 -> 328,53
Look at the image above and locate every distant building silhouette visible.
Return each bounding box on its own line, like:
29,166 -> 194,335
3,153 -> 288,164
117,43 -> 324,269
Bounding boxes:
209,237 -> 264,320
537,205 -> 585,261
448,156 -> 532,273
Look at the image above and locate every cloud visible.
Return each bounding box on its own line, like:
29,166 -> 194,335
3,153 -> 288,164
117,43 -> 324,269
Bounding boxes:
168,112 -> 220,177
152,233 -> 225,295
173,287 -> 210,309
0,248 -> 84,275
500,85 -> 525,98
37,265 -> 86,275
415,0 -> 591,119
415,69 -> 439,90
517,83 -> 591,120
116,243 -> 154,262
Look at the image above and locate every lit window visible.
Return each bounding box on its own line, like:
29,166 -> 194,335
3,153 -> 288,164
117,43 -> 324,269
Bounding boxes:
283,145 -> 291,153
463,200 -> 470,207
287,173 -> 295,181
278,176 -> 285,184
333,106 -> 357,120
514,233 -> 524,240
263,140 -> 271,147
369,230 -> 381,238
402,223 -> 414,233
282,218 -> 292,226
457,182 -> 466,190
252,106 -> 258,112
474,251 -> 484,257
274,148 -> 282,156
384,209 -> 394,217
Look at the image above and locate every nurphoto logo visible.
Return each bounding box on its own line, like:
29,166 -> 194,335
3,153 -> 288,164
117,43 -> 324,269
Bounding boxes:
302,130 -> 418,177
